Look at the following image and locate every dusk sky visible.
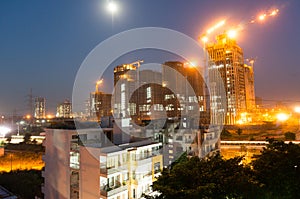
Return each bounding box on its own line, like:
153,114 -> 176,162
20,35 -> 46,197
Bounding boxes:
0,0 -> 300,115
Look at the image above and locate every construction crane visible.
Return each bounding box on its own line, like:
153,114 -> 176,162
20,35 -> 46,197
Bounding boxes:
95,79 -> 103,93
129,60 -> 144,87
245,57 -> 257,68
129,60 -> 144,67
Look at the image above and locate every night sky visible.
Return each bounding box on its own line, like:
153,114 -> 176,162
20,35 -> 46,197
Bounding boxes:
0,0 -> 299,115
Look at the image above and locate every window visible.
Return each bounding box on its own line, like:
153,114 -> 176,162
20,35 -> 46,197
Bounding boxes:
133,188 -> 136,198
146,86 -> 151,100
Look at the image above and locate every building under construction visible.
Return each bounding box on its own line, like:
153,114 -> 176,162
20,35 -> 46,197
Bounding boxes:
206,33 -> 255,124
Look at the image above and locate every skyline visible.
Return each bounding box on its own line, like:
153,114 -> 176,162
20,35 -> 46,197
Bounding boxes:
1,0 -> 300,115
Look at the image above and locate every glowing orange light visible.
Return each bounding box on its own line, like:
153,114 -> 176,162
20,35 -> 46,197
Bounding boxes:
26,115 -> 31,119
258,14 -> 266,21
269,9 -> 279,16
276,113 -> 289,121
295,106 -> 300,113
201,35 -> 208,43
206,20 -> 226,34
227,29 -> 237,39
46,114 -> 54,119
96,79 -> 103,85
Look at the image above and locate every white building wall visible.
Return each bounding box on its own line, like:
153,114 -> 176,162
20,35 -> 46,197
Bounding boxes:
43,129 -> 75,199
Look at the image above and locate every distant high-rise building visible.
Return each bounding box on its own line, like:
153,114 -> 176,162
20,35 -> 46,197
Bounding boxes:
162,61 -> 208,124
56,99 -> 72,118
206,33 -> 255,124
90,92 -> 112,122
129,70 -> 166,122
112,61 -> 219,161
113,63 -> 139,121
34,97 -> 46,119
244,64 -> 256,110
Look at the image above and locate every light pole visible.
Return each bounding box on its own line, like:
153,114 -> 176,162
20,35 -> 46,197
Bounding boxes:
17,122 -> 19,136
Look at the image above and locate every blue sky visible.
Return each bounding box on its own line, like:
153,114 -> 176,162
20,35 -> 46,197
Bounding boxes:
0,0 -> 299,115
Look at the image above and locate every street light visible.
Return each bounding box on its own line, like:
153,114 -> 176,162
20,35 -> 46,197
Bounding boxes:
0,126 -> 11,138
107,1 -> 118,14
107,1 -> 118,30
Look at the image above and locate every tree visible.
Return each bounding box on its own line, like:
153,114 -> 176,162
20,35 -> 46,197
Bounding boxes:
252,139 -> 300,199
23,133 -> 32,144
146,154 -> 262,199
145,139 -> 300,199
0,170 -> 43,198
284,132 -> 296,140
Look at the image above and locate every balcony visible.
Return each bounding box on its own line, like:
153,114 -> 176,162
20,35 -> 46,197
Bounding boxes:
100,182 -> 128,197
132,150 -> 161,161
100,165 -> 128,176
70,142 -> 80,151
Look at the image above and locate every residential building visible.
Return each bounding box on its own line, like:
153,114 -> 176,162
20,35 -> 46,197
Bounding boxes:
162,61 -> 208,125
42,128 -> 163,199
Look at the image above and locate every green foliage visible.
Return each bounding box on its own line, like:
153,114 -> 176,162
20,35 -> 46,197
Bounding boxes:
5,143 -> 44,152
284,132 -> 296,140
148,154 -> 261,199
146,140 -> 300,199
170,152 -> 188,167
0,170 -> 43,199
48,121 -> 76,129
251,139 -> 300,199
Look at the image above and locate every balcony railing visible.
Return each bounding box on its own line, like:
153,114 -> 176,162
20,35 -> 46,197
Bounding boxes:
100,181 -> 128,197
132,150 -> 161,161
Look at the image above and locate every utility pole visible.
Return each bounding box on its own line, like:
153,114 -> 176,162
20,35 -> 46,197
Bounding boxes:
26,88 -> 34,123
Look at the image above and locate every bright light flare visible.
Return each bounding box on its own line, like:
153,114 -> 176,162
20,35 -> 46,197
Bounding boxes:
206,20 -> 226,34
184,61 -> 197,68
269,9 -> 279,16
46,114 -> 54,119
227,29 -> 237,39
107,1 -> 118,14
295,107 -> 300,113
276,113 -> 289,122
255,9 -> 279,23
0,126 -> 11,137
96,79 -> 103,85
258,14 -> 267,21
201,35 -> 208,43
